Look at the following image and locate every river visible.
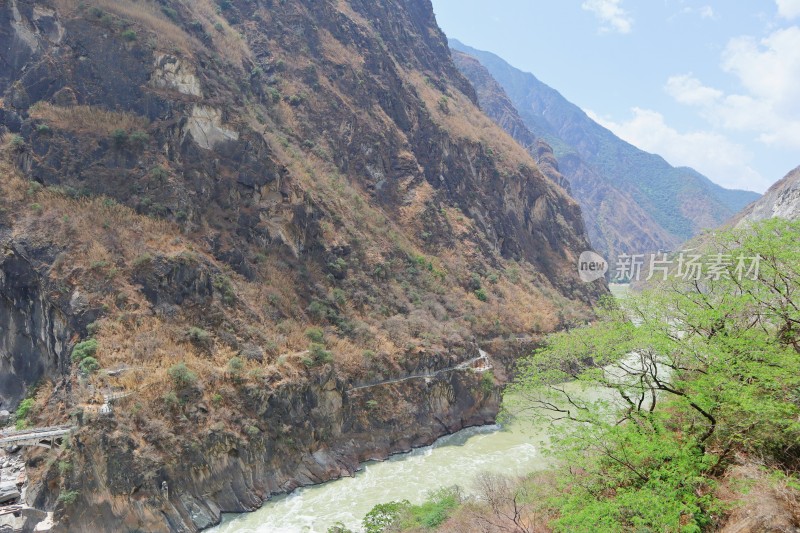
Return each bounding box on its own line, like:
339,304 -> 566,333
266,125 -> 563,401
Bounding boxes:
211,284 -> 630,533
209,418 -> 550,533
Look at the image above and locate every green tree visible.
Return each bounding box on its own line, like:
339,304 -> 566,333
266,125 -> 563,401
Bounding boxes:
505,218 -> 800,531
363,501 -> 410,533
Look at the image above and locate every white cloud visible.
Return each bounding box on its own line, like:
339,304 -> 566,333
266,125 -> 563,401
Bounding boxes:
776,0 -> 800,19
581,0 -> 633,34
664,27 -> 800,151
699,5 -> 715,19
722,27 -> 800,115
666,74 -> 723,106
679,5 -> 715,20
587,107 -> 769,191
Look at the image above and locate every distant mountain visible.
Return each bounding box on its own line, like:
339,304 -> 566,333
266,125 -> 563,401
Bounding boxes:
450,40 -> 761,261
733,166 -> 800,226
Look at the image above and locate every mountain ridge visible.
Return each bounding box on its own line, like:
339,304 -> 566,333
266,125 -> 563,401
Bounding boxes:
450,39 -> 761,261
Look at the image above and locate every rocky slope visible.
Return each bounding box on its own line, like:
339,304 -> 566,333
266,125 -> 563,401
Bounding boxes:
733,165 -> 800,226
0,1 -> 602,531
449,50 -> 570,193
450,40 -> 761,262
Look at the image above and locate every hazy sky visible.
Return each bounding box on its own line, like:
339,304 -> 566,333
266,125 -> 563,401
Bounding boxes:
430,0 -> 800,193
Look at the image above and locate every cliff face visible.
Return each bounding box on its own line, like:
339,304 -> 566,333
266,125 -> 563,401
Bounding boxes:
450,50 -> 570,193
0,0 -> 602,531
450,40 -> 761,262
733,166 -> 800,226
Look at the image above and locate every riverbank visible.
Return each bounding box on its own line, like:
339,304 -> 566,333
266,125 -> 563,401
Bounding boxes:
210,419 -> 548,533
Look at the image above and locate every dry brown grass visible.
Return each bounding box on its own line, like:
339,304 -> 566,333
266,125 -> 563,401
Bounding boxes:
52,0 -> 197,53
406,71 -> 539,178
29,102 -> 149,135
319,28 -> 364,68
186,0 -> 252,68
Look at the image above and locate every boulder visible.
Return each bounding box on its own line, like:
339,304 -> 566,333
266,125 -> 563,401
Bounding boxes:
0,480 -> 21,503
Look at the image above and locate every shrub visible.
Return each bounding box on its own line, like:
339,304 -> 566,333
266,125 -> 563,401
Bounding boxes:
366,399 -> 378,410
266,86 -> 281,104
36,124 -> 51,134
211,393 -> 223,406
245,425 -> 260,437
9,134 -> 24,149
227,356 -> 244,381
305,327 -> 325,344
71,339 -> 98,362
121,29 -> 137,41
363,501 -> 410,533
187,327 -> 212,347
303,343 -> 333,367
408,486 -> 461,528
474,288 -> 488,302
162,391 -> 179,410
16,398 -> 34,420
58,460 -> 73,476
213,275 -> 236,305
161,6 -> 178,20
150,166 -> 168,181
481,370 -> 494,394
111,129 -> 128,147
78,356 -> 100,374
57,490 -> 80,505
168,363 -> 197,389
129,130 -> 149,147
132,253 -> 153,268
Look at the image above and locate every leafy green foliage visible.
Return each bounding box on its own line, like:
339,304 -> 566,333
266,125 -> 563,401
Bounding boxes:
16,398 -> 34,421
78,356 -> 100,374
504,218 -> 800,531
57,489 -> 80,505
303,343 -> 333,367
362,487 -> 462,531
71,339 -> 98,362
120,29 -> 137,41
480,370 -> 494,394
305,327 -> 325,343
227,356 -> 244,382
168,363 -> 197,389
363,500 -> 410,533
187,326 -> 212,346
405,486 -> 462,528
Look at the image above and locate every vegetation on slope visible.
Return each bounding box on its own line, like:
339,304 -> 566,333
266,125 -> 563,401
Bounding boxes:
369,218 -> 800,532
0,0 -> 603,527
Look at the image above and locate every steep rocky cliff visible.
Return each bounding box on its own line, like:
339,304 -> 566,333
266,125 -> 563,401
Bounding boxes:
449,50 -> 570,193
733,166 -> 800,226
0,0 -> 602,531
450,40 -> 761,263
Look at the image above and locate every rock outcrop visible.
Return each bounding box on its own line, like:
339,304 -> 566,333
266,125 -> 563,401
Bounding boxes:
733,166 -> 800,226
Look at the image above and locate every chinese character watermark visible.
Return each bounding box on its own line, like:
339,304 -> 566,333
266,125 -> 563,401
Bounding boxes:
578,251 -> 761,283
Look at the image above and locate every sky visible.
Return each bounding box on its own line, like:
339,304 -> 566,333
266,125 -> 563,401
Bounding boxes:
430,0 -> 800,193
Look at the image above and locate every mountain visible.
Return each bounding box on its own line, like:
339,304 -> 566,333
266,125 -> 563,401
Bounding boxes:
448,49 -> 572,193
733,166 -> 800,226
450,40 -> 761,262
0,1 -> 602,531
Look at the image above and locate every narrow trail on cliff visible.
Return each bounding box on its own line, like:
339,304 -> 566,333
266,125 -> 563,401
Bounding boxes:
347,350 -> 492,393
